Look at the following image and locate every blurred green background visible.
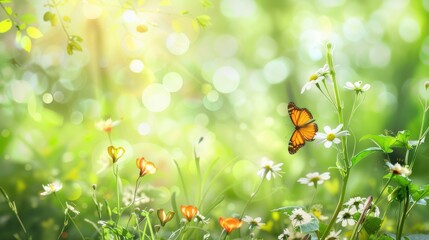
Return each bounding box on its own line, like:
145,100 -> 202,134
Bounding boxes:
1,0 -> 429,239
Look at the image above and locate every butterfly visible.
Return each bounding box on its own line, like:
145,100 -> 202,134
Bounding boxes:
288,102 -> 318,154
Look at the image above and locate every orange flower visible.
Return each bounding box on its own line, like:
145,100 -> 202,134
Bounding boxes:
180,205 -> 198,222
136,157 -> 157,177
107,146 -> 125,164
157,209 -> 175,227
219,217 -> 243,234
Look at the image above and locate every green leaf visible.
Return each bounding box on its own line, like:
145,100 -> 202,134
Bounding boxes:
411,184 -> 429,203
200,0 -> 213,8
391,174 -> 412,187
194,15 -> 211,29
272,206 -> 305,214
26,26 -> 43,39
43,11 -> 53,21
376,234 -> 395,240
299,217 -> 319,233
391,130 -> 411,149
20,13 -> 36,24
351,147 -> 382,166
405,234 -> 429,240
0,19 -> 12,33
361,134 -> 396,153
4,6 -> 12,15
20,35 -> 31,52
363,216 -> 382,235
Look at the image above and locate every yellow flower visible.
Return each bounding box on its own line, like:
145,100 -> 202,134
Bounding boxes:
180,205 -> 198,222
157,209 -> 175,227
219,217 -> 243,234
136,157 -> 157,177
107,146 -> 125,164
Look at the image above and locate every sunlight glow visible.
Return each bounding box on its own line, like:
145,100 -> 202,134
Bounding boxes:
83,1 -> 103,19
122,10 -> 138,23
263,58 -> 290,84
138,122 -> 151,135
129,59 -> 145,73
399,17 -> 421,42
213,66 -> 240,93
162,72 -> 183,92
166,32 -> 190,55
142,83 -> 171,112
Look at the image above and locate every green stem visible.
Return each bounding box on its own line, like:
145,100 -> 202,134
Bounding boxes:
51,0 -> 71,40
239,174 -> 265,219
320,43 -> 351,240
374,174 -> 393,206
410,97 -> 428,169
113,164 -> 121,224
396,187 -> 410,240
53,193 -> 85,240
0,188 -> 28,236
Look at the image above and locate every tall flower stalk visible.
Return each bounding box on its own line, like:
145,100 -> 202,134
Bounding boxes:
320,43 -> 351,239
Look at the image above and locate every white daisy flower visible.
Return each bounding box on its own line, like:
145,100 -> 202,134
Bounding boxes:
326,229 -> 342,240
386,162 -> 412,177
40,181 -> 63,196
314,124 -> 350,148
344,81 -> 370,94
336,207 -> 357,227
242,216 -> 264,229
289,208 -> 312,227
344,196 -> 365,211
301,64 -> 331,94
257,157 -> 283,180
297,172 -> 330,187
95,118 -> 120,132
278,228 -> 290,240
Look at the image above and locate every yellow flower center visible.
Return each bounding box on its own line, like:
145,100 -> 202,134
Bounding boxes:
309,73 -> 318,81
326,133 -> 336,141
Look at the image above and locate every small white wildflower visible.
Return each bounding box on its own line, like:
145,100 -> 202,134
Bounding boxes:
344,81 -> 370,94
344,196 -> 366,211
122,186 -> 150,206
194,212 -> 210,224
278,228 -> 290,240
369,205 -> 380,218
301,64 -> 330,94
257,157 -> 283,180
40,181 -> 63,196
336,206 -> 357,227
289,208 -> 312,227
297,172 -> 330,187
314,124 -> 349,148
65,202 -> 80,216
242,216 -> 264,229
326,230 -> 342,240
386,162 -> 412,177
95,118 -> 120,132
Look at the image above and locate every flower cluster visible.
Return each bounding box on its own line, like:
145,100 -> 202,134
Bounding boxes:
336,196 -> 380,227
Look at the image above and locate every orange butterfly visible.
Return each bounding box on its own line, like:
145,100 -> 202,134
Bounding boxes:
288,102 -> 318,154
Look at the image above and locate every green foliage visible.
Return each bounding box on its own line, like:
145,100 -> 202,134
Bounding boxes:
351,147 -> 382,166
363,216 -> 382,236
0,18 -> 12,33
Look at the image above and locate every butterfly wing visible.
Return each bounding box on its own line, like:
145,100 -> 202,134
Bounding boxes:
288,129 -> 305,154
288,102 -> 318,154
